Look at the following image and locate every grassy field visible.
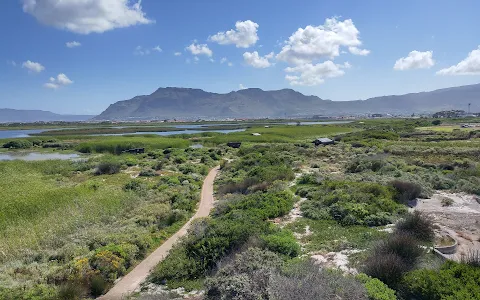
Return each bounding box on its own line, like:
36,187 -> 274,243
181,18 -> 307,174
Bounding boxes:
4,119 -> 480,299
417,125 -> 479,132
194,124 -> 356,144
0,145 -> 220,298
0,160 -> 133,259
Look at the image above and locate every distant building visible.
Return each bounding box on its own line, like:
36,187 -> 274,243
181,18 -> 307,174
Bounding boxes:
122,148 -> 145,154
227,142 -> 242,148
312,138 -> 334,146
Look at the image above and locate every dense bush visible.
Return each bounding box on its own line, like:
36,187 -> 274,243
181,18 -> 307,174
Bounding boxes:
356,274 -> 397,300
402,261 -> 480,299
268,261 -> 368,300
373,233 -> 423,266
2,139 -> 33,149
300,180 -> 403,226
139,169 -> 157,177
261,230 -> 300,258
346,157 -> 386,173
95,161 -> 121,175
206,250 -> 368,300
390,180 -> 422,204
395,211 -> 434,242
364,213 -> 431,288
151,190 -> 295,284
363,253 -> 409,288
205,248 -> 282,300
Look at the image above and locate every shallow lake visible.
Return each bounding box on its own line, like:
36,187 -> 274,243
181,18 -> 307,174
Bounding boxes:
0,152 -> 80,161
0,128 -> 246,139
286,121 -> 352,125
0,129 -> 47,139
93,128 -> 246,136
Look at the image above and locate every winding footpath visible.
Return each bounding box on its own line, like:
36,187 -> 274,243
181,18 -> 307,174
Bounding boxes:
100,166 -> 220,300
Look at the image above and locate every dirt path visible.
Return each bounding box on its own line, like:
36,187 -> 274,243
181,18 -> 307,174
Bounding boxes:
100,166 -> 220,300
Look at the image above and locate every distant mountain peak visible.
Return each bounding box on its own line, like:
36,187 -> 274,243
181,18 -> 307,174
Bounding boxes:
94,83 -> 480,120
0,109 -> 94,123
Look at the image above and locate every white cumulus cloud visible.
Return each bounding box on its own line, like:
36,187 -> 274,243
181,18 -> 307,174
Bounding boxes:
174,52 -> 182,56
209,20 -> 259,48
243,51 -> 274,68
394,50 -> 435,70
348,46 -> 370,56
22,0 -> 153,34
284,61 -> 349,86
22,60 -> 45,73
437,46 -> 480,75
44,73 -> 73,89
277,17 -> 367,65
220,57 -> 228,64
227,62 -> 233,67
186,43 -> 213,57
134,45 -> 162,55
66,41 -> 81,48
134,45 -> 150,56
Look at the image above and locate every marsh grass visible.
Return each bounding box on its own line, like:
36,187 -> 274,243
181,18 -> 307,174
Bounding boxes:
0,160 -> 134,261
199,125 -> 356,145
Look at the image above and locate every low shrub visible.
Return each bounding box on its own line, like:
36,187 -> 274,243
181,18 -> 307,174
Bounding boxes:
395,211 -> 434,242
58,282 -> 86,300
95,161 -> 121,175
90,250 -> 126,281
269,261 -> 368,300
363,253 -> 409,288
346,157 -> 386,173
441,196 -> 454,207
300,180 -> 402,226
0,285 -> 58,300
374,233 -> 423,266
261,230 -> 300,258
89,275 -> 108,297
139,169 -> 157,177
124,180 -> 145,192
401,261 -> 480,299
390,180 -> 422,204
205,248 -> 282,300
2,139 -> 33,149
356,274 -> 397,300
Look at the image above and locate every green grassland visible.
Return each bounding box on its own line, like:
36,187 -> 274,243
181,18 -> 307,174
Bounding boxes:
0,146 -> 220,298
2,119 -> 480,299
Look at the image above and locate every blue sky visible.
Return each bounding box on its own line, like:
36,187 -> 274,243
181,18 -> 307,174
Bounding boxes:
1,0 -> 480,115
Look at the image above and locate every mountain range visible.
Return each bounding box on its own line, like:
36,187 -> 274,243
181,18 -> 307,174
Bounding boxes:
95,83 -> 480,120
0,109 -> 94,123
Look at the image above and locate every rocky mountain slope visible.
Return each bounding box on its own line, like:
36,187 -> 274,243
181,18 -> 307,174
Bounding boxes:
95,84 -> 480,120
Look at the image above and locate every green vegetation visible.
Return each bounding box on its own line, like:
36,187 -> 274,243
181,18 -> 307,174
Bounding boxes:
402,261 -> 480,299
363,212 -> 434,288
0,145 -> 219,298
205,248 -> 369,300
150,145 -> 299,287
357,274 -> 397,300
297,180 -> 405,226
31,124 -> 247,136
4,118 -> 480,299
197,124 -> 355,144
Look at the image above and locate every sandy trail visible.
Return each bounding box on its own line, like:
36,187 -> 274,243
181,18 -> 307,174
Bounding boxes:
100,166 -> 220,300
